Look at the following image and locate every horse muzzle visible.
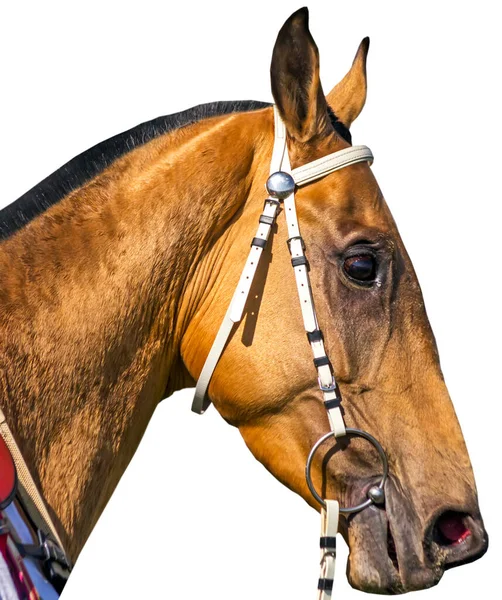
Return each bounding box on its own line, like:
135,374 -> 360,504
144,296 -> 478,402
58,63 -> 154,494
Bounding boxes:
343,477 -> 489,594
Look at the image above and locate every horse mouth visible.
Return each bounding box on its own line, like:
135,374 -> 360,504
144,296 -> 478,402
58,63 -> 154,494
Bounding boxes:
343,481 -> 488,595
345,504 -> 409,594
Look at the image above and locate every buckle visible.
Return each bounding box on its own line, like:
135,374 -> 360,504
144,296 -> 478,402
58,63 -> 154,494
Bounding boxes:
318,375 -> 337,393
37,531 -> 71,569
263,197 -> 281,211
286,235 -> 306,255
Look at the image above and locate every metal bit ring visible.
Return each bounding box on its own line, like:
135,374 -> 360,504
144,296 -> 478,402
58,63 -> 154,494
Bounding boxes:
305,428 -> 389,514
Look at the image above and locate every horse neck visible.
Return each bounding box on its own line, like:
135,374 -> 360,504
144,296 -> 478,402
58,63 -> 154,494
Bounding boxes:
0,107 -> 270,559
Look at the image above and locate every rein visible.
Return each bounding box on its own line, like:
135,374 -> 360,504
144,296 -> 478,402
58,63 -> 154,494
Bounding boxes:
192,105 -> 389,598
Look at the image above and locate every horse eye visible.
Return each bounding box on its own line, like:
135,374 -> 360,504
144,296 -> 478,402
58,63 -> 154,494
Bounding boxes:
343,254 -> 376,282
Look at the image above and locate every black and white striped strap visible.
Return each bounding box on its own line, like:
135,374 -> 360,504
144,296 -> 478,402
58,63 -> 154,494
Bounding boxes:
278,119 -> 347,437
318,500 -> 340,600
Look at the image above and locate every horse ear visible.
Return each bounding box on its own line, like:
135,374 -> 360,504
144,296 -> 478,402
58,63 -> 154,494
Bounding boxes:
326,38 -> 369,128
270,7 -> 332,143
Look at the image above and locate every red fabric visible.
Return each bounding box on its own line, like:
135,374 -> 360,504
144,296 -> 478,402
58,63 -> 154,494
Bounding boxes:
0,437 -> 16,508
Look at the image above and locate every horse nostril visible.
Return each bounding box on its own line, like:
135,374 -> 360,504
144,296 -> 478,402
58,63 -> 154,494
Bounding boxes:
427,509 -> 488,569
433,511 -> 472,547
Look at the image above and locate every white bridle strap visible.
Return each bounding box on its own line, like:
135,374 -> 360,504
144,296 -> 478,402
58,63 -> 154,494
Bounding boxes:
192,195 -> 281,413
192,106 -> 373,419
318,500 -> 339,600
280,141 -> 346,437
293,145 -> 373,187
192,106 -> 288,414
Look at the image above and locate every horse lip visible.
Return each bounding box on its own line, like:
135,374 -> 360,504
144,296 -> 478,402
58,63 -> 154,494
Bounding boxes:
344,481 -> 444,594
345,504 -> 404,594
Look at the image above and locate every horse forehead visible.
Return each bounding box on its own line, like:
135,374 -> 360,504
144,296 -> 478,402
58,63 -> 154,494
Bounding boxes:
296,167 -> 388,231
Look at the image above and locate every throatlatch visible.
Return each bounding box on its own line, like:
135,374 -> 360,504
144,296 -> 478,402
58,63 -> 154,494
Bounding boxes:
192,105 -> 389,597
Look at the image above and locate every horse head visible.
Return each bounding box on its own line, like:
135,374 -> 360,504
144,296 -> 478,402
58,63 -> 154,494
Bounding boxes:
182,8 -> 487,594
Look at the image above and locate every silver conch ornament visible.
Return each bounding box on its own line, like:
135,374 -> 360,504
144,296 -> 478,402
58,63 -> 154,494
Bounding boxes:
266,171 -> 296,199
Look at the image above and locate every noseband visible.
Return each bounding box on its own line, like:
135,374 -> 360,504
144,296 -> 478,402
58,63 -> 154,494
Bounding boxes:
192,106 -> 389,598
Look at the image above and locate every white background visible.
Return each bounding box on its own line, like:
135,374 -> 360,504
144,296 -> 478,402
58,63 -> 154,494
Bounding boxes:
1,1 -> 501,598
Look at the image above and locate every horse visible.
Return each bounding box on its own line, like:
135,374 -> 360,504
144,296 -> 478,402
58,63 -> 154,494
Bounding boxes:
0,6 -> 488,596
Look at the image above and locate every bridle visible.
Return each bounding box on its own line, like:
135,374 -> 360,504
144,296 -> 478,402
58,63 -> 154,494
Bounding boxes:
192,105 -> 389,597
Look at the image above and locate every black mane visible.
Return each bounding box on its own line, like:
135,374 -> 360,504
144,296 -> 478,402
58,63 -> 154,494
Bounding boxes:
0,100 -> 351,241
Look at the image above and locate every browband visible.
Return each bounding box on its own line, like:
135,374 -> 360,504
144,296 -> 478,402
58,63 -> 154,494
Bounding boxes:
293,145 -> 373,186
191,106 -> 373,416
